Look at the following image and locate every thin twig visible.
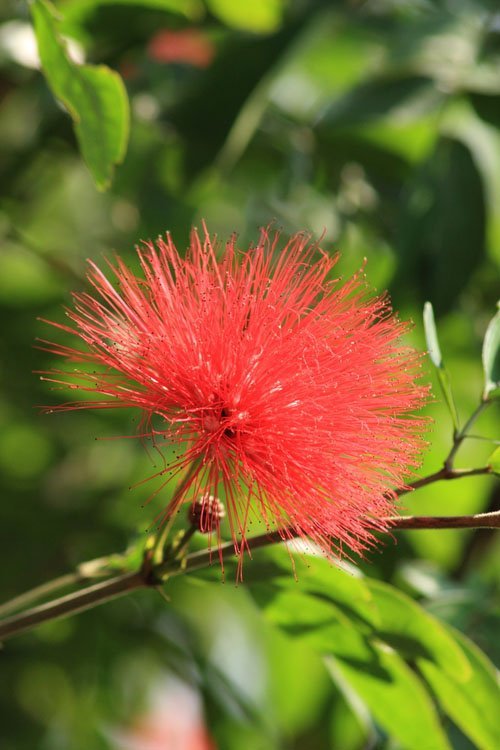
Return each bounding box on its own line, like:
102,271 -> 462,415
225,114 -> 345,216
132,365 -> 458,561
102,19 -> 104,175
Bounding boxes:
385,510 -> 500,530
445,400 -> 491,469
160,510 -> 500,577
396,465 -> 492,496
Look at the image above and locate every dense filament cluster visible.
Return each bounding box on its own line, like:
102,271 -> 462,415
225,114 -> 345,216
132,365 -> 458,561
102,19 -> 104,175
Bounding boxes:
41,226 -> 428,568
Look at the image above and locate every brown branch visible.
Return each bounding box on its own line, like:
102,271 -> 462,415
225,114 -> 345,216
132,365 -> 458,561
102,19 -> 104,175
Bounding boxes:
386,510 -> 500,530
0,572 -> 81,619
396,465 -> 492,496
1,509 -> 499,643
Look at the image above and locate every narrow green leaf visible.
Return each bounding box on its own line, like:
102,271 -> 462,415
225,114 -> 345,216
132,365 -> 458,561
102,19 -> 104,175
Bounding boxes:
487,445 -> 500,475
31,0 -> 130,190
417,625 -> 500,750
423,301 -> 443,368
327,645 -> 452,750
482,308 -> 500,398
365,580 -> 470,681
423,301 -> 460,430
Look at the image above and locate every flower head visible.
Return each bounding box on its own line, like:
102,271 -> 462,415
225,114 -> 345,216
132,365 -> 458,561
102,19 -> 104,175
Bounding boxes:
41,226 -> 428,568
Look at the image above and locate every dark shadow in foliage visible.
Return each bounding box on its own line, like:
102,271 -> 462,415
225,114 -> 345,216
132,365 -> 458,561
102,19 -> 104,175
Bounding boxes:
376,632 -> 433,662
317,75 -> 435,129
470,93 -> 500,130
393,136 -> 486,315
168,18 -> 306,179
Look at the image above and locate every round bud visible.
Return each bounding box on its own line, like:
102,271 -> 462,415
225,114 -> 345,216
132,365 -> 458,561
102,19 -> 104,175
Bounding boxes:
188,494 -> 226,533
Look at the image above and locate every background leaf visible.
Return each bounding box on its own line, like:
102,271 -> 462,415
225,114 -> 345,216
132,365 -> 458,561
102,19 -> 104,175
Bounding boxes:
327,645 -> 452,750
394,136 -> 486,315
318,75 -> 436,129
417,625 -> 500,750
423,301 -> 459,430
365,579 -> 470,681
423,301 -> 444,369
482,308 -> 500,398
206,0 -> 287,33
31,0 -> 129,190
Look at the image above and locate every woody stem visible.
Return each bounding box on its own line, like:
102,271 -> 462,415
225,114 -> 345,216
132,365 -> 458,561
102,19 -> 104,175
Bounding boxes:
396,465 -> 492,496
444,399 -> 491,470
0,508 -> 499,642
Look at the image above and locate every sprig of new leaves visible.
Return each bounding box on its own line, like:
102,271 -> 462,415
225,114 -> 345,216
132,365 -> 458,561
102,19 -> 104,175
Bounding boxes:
424,301 -> 500,474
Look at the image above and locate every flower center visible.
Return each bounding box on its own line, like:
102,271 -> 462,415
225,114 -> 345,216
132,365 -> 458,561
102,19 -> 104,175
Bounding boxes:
220,407 -> 236,438
203,402 -> 247,439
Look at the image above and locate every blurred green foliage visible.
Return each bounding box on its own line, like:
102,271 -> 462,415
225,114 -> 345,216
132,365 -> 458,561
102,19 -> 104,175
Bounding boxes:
0,0 -> 499,748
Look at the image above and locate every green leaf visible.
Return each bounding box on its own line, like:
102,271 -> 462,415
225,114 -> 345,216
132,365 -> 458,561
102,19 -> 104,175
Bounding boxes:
327,645 -> 452,750
423,301 -> 460,430
206,0 -> 287,33
470,93 -> 500,129
221,548 -> 468,680
169,14 -> 303,177
423,301 -> 443,368
61,0 -> 204,26
259,588 -> 375,660
279,553 -> 380,630
317,75 -> 434,128
219,548 -> 471,677
202,546 -> 381,629
487,445 -> 500,475
482,308 -> 500,398
365,580 -> 470,681
31,0 -> 130,190
239,552 -> 475,749
395,137 -> 486,314
417,625 -> 500,750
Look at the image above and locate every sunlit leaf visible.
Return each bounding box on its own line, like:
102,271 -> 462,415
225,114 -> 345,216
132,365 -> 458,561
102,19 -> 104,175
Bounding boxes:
259,588 -> 375,659
365,580 -> 470,681
199,546 -> 380,629
423,301 -> 443,368
211,548 -> 472,684
417,625 -> 500,750
423,301 -> 459,431
31,0 -> 129,190
326,645 -> 451,750
206,0 -> 286,33
482,307 -> 500,398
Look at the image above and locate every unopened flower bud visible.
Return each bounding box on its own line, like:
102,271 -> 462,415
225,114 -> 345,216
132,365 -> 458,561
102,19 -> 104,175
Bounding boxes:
188,494 -> 225,533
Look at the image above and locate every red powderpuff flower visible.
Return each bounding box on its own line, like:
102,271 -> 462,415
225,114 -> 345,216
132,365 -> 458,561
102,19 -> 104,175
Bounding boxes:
40,227 -> 428,567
